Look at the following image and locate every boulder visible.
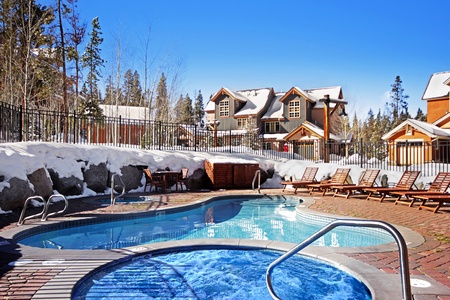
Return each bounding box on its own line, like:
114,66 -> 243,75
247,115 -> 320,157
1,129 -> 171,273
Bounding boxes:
83,162 -> 108,193
186,168 -> 211,191
27,168 -> 53,198
0,177 -> 34,210
119,166 -> 143,192
48,169 -> 83,196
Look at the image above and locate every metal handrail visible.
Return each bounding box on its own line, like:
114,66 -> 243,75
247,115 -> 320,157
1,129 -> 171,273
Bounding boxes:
17,196 -> 46,226
266,219 -> 412,300
41,194 -> 68,221
111,173 -> 126,206
252,170 -> 261,194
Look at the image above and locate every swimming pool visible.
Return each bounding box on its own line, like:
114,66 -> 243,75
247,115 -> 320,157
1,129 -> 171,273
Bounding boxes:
17,195 -> 394,250
72,248 -> 372,300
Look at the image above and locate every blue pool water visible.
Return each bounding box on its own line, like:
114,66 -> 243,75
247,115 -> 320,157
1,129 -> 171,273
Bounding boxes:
72,249 -> 372,300
18,197 -> 394,250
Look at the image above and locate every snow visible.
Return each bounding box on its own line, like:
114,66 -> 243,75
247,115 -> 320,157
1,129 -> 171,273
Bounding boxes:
0,142 -> 435,214
422,71 -> 450,100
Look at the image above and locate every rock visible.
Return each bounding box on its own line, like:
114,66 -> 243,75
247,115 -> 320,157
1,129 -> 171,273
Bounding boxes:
0,177 -> 34,210
83,163 -> 108,193
186,168 -> 211,191
48,169 -> 83,195
119,166 -> 143,192
27,168 -> 53,198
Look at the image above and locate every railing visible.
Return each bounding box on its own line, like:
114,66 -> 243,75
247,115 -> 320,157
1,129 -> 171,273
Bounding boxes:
111,173 -> 126,206
17,194 -> 68,225
266,219 -> 412,300
252,170 -> 261,193
1,101 -> 449,177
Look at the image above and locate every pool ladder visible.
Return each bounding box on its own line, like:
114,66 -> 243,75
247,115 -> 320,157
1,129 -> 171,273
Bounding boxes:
17,194 -> 68,226
266,219 -> 412,300
252,170 -> 261,194
111,173 -> 126,206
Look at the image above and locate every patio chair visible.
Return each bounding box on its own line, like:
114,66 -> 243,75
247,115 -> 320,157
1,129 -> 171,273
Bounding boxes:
177,168 -> 189,191
307,168 -> 351,196
415,194 -> 450,213
143,169 -> 164,192
331,169 -> 380,199
391,172 -> 450,207
363,170 -> 421,202
280,166 -> 319,193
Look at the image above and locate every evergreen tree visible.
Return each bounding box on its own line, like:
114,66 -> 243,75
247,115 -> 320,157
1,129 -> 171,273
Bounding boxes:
173,94 -> 184,123
194,90 -> 205,127
154,73 -> 169,122
414,107 -> 427,122
361,109 -> 375,143
181,93 -> 194,124
122,69 -> 142,106
387,75 -> 410,127
81,17 -> 104,104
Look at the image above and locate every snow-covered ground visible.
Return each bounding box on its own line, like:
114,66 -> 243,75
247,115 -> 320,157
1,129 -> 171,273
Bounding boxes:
0,142 -> 433,214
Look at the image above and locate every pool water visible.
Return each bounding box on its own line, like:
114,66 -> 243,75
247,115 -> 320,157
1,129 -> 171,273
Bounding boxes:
72,249 -> 372,300
18,197 -> 394,250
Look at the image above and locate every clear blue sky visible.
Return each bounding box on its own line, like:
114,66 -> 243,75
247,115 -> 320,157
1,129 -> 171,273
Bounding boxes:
73,0 -> 450,119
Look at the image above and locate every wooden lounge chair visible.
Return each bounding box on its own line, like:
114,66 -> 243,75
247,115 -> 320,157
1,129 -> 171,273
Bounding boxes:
307,168 -> 351,196
364,170 -> 421,202
280,167 -> 319,193
415,194 -> 450,213
331,169 -> 380,199
391,172 -> 450,207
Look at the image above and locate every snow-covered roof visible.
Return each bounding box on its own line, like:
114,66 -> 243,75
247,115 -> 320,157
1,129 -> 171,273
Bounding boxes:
233,88 -> 274,117
261,92 -> 285,120
204,100 -> 215,112
261,133 -> 288,141
301,120 -> 340,140
305,86 -> 343,102
422,71 -> 450,100
100,105 -> 150,119
382,118 -> 450,140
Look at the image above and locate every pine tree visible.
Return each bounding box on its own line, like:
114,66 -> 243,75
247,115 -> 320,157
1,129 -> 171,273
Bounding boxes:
387,75 -> 410,127
154,73 -> 169,122
173,94 -> 184,123
415,108 -> 427,122
194,90 -> 205,127
81,17 -> 104,104
181,93 -> 194,124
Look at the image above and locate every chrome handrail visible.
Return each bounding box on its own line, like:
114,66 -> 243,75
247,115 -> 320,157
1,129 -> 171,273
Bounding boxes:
111,173 -> 126,206
266,219 -> 412,300
41,194 -> 68,221
17,196 -> 46,226
252,170 -> 261,194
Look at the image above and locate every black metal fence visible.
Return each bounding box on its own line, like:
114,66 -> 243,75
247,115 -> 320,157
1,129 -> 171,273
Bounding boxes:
1,101 -> 449,177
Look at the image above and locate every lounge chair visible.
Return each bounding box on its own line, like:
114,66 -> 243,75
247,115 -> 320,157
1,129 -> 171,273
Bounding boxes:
364,170 -> 421,202
331,169 -> 380,199
415,194 -> 450,213
280,166 -> 319,193
307,168 -> 351,196
391,172 -> 450,207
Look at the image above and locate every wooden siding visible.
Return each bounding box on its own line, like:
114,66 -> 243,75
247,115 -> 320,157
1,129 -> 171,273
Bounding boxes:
427,99 -> 449,123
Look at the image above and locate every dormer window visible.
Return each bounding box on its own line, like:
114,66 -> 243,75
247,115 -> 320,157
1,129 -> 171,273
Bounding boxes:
219,100 -> 229,117
289,100 -> 300,118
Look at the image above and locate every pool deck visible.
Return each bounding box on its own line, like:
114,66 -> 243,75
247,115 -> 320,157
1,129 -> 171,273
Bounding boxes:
1,188 -> 450,299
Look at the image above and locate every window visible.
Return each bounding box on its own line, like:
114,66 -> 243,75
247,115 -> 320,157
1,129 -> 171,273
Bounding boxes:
289,100 -> 300,118
219,100 -> 229,117
237,118 -> 248,129
265,122 -> 280,133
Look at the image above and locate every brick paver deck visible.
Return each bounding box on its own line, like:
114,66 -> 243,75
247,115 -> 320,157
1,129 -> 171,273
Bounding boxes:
1,189 -> 450,299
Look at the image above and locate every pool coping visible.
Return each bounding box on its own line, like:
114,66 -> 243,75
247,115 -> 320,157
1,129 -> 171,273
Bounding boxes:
0,193 -> 448,299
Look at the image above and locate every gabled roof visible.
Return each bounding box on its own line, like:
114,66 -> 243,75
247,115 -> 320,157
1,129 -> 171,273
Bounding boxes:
422,71 -> 450,100
279,87 -> 314,103
284,120 -> 340,141
382,118 -> 450,140
234,88 -> 275,117
305,86 -> 343,101
210,87 -> 249,103
261,92 -> 285,120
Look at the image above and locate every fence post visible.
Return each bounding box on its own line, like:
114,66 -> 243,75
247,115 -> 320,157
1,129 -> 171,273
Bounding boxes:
359,138 -> 363,168
194,124 -> 197,152
405,140 -> 409,170
229,129 -> 232,153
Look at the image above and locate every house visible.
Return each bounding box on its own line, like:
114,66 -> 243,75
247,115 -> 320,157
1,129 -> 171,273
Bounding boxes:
382,71 -> 450,165
205,85 -> 347,154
